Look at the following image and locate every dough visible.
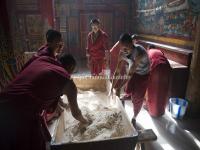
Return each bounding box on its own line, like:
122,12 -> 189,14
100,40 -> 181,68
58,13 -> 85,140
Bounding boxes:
58,90 -> 130,143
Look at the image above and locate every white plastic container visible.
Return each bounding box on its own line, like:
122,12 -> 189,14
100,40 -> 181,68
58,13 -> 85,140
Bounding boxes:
169,98 -> 188,119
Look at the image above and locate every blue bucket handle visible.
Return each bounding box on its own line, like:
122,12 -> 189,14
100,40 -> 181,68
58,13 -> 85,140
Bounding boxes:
177,105 -> 182,119
183,99 -> 187,106
176,98 -> 179,105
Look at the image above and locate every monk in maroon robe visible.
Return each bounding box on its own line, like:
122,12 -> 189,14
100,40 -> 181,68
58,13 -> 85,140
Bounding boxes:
0,54 -> 88,150
22,30 -> 66,120
147,45 -> 171,117
86,18 -> 109,76
111,34 -> 150,125
22,29 -> 64,70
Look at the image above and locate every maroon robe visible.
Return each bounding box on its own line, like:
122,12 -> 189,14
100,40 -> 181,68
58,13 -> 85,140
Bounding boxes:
22,44 -> 56,71
147,49 -> 171,117
0,56 -> 70,150
124,44 -> 150,118
87,29 -> 108,75
126,73 -> 149,118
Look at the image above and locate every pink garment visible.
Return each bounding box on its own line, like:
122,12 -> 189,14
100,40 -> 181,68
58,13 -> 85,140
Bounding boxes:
147,49 -> 171,117
148,49 -> 169,70
147,64 -> 171,117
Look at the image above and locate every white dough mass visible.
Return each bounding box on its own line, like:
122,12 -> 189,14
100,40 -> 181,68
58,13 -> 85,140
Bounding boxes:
54,90 -> 133,143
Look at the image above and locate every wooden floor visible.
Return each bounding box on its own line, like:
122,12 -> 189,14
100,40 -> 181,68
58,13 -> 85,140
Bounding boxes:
124,101 -> 200,150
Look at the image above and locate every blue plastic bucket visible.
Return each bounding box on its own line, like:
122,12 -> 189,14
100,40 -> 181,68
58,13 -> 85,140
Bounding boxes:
169,98 -> 188,119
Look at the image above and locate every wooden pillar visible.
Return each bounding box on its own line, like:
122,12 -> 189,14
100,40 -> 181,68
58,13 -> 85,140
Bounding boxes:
186,15 -> 200,116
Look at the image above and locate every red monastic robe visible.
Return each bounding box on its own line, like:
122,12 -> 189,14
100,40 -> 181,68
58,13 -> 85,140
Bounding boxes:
21,44 -> 55,71
87,29 -> 108,75
147,49 -> 171,117
21,44 -> 58,119
0,56 -> 70,150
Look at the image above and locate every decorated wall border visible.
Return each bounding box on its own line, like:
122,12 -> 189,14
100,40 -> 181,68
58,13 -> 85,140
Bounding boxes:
139,34 -> 194,49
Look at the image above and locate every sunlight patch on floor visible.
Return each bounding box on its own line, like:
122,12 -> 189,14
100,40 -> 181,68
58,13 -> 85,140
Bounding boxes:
160,143 -> 175,150
185,130 -> 200,149
124,101 -> 177,149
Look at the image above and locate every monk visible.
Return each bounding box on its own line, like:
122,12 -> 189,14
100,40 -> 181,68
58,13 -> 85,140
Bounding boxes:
147,44 -> 171,117
0,54 -> 88,150
86,18 -> 109,76
111,33 -> 150,125
22,29 -> 66,119
110,35 -> 142,99
22,29 -> 64,70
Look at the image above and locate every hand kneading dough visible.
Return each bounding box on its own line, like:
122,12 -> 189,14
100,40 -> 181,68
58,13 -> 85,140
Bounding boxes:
59,90 -> 130,143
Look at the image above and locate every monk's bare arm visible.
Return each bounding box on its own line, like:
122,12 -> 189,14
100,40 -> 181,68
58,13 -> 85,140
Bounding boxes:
63,79 -> 88,124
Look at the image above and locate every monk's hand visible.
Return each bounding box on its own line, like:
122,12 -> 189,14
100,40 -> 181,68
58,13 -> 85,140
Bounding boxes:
86,54 -> 90,68
80,116 -> 91,125
78,117 -> 92,133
